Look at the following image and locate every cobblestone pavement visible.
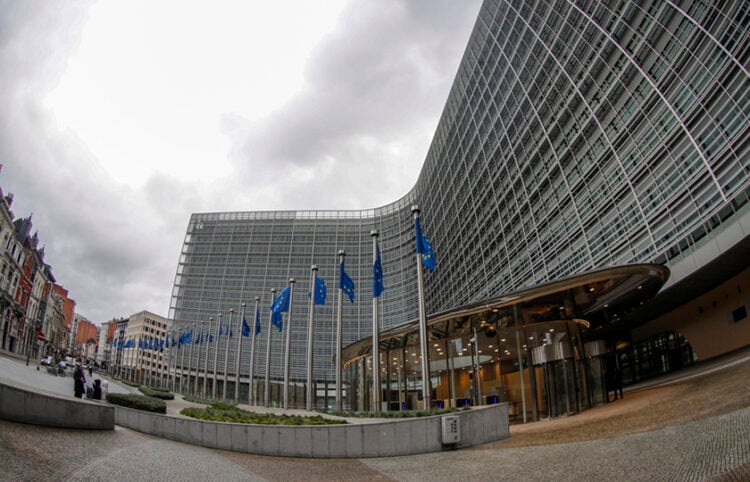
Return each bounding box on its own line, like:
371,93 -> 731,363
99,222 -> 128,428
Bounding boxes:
1,349 -> 749,481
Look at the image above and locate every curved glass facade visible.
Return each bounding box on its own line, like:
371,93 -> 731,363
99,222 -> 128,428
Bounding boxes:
170,0 -> 750,409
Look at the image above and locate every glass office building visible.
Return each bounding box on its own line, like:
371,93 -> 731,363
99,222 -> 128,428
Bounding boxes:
170,0 -> 750,414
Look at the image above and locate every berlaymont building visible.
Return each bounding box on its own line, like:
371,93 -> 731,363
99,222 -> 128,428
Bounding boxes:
169,0 -> 749,420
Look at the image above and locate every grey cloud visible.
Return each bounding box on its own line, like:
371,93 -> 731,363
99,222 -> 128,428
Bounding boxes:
0,0 -> 482,323
231,0 -> 481,179
0,0 -> 174,321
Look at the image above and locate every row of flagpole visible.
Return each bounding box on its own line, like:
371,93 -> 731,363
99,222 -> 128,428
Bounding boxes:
109,205 -> 436,411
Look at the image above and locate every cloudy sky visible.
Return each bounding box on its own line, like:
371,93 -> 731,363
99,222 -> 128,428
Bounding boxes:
0,0 -> 481,324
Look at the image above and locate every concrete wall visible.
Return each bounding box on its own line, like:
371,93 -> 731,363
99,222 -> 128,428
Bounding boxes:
0,381 -> 115,430
115,403 -> 509,458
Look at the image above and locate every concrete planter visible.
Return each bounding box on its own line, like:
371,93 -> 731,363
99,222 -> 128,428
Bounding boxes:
0,381 -> 114,430
114,403 -> 509,458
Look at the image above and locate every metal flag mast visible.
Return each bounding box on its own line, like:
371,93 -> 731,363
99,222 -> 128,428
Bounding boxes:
335,250 -> 345,411
193,321 -> 205,396
212,314 -> 221,399
179,328 -> 189,394
412,205 -> 432,409
223,308 -> 234,400
187,323 -> 197,396
247,297 -> 260,405
203,316 -> 214,398
171,329 -> 179,392
264,288 -> 276,407
282,278 -> 296,409
234,306 -> 244,403
306,265 -> 318,411
371,230 -> 381,413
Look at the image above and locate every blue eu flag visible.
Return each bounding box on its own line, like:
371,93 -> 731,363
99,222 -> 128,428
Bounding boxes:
271,311 -> 283,331
339,260 -> 355,303
242,316 -> 251,337
311,274 -> 327,305
373,243 -> 384,298
255,306 -> 261,336
271,285 -> 291,331
415,216 -> 436,272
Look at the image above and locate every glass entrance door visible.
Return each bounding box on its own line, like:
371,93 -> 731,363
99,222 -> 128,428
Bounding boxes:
539,358 -> 578,418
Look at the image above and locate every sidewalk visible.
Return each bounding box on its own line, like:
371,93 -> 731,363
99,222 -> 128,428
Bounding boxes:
0,350 -> 139,399
1,347 -> 749,481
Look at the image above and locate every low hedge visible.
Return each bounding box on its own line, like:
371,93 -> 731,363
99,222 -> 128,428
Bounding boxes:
180,403 -> 346,425
182,395 -> 212,405
138,386 -> 175,400
106,393 -> 167,414
326,407 -> 468,418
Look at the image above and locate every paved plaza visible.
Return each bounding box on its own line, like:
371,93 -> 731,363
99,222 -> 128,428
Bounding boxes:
1,350 -> 749,481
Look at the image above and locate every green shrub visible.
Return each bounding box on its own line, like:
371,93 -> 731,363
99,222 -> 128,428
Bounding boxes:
182,395 -> 212,405
106,393 -> 167,414
138,386 -> 175,400
210,401 -> 237,410
122,380 -> 141,388
180,405 -> 346,425
326,407 -> 465,418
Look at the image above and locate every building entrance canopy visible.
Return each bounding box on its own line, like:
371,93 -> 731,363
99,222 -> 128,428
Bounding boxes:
343,264 -> 669,364
341,264 -> 668,416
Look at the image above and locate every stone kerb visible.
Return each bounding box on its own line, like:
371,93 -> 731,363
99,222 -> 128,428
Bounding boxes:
114,403 -> 509,458
0,381 -> 115,430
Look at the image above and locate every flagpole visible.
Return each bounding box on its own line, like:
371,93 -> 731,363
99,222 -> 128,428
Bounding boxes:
161,331 -> 172,390
147,336 -> 151,386
138,335 -> 145,385
136,336 -> 142,385
170,329 -> 177,392
134,336 -> 140,384
128,337 -> 135,382
212,314 -> 221,399
187,323 -> 197,396
412,205 -> 432,410
264,288 -> 276,408
122,337 -> 128,379
179,328 -> 188,394
223,308 -> 233,400
234,306 -> 244,403
247,296 -> 260,406
193,321 -> 205,396
148,336 -> 153,385
283,278 -> 296,409
161,333 -> 167,388
203,316 -> 214,398
142,336 -> 147,385
371,230 -> 381,413
306,265 -> 318,411
132,337 -> 137,382
335,250 -> 345,411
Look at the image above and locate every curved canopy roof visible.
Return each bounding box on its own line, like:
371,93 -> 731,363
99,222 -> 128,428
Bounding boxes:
342,263 -> 669,365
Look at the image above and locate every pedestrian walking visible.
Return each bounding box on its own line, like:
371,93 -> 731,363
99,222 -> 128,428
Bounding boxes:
613,367 -> 624,400
73,364 -> 86,398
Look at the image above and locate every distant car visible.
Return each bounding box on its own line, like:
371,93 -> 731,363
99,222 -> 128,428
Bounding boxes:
40,356 -> 54,366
